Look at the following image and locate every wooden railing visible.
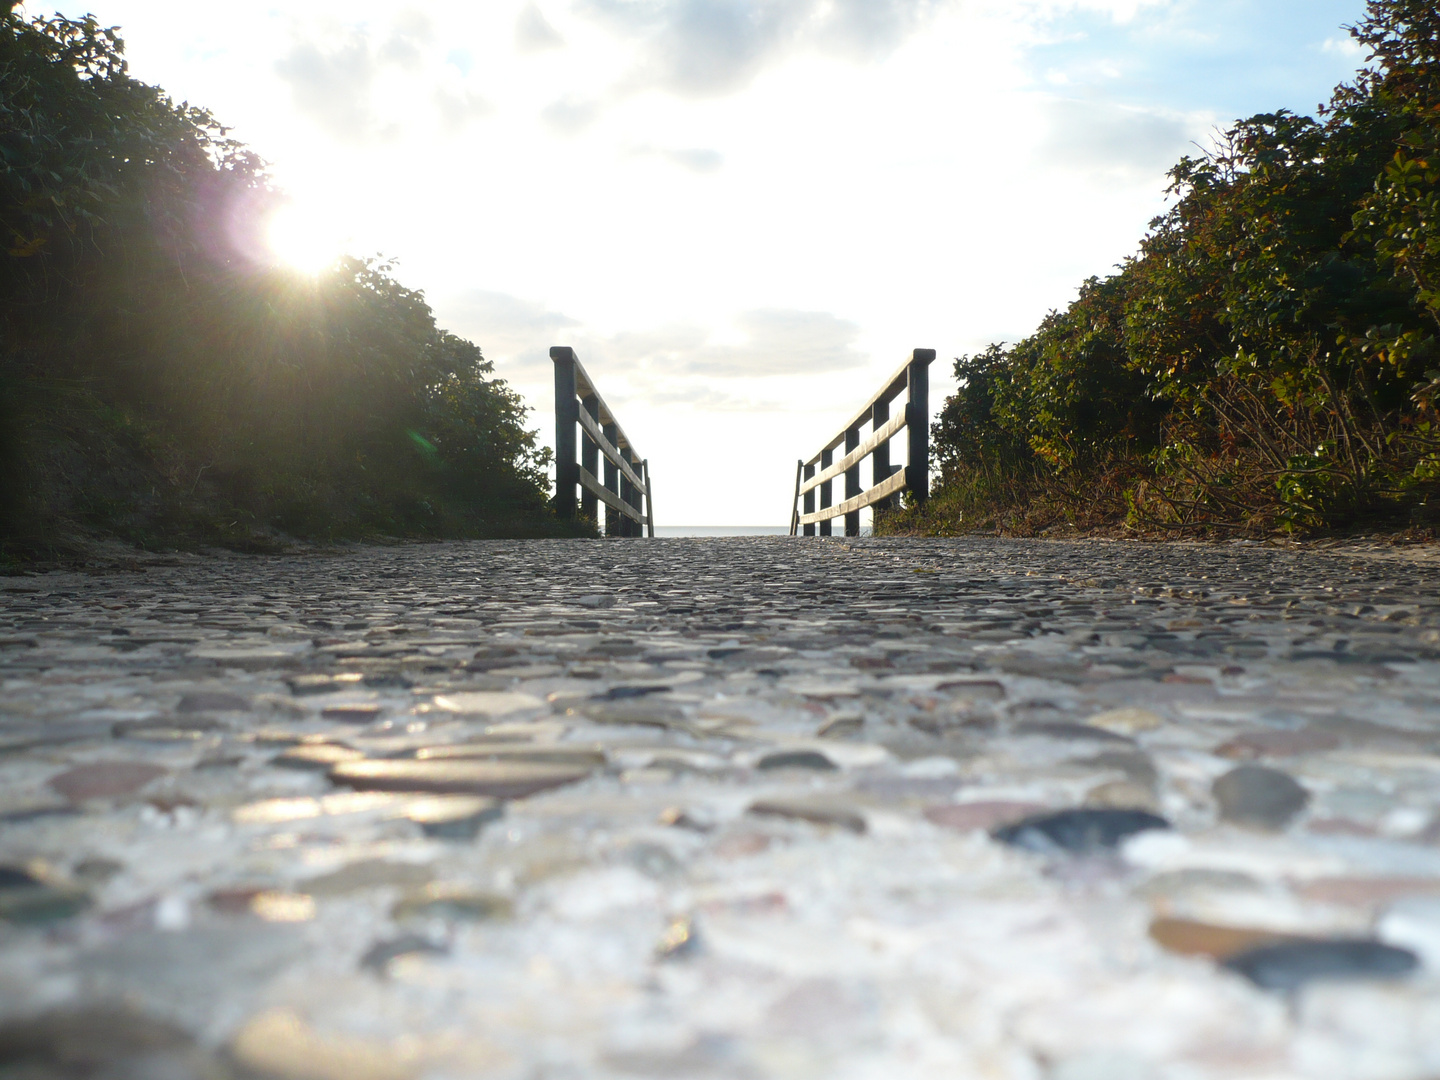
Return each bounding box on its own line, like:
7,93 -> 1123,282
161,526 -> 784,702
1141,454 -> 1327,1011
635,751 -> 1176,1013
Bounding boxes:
552,347 -> 654,537
790,348 -> 934,537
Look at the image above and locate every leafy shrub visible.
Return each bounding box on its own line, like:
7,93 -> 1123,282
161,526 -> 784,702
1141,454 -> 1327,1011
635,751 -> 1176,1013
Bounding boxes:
893,0 -> 1440,538
1,10 -> 579,559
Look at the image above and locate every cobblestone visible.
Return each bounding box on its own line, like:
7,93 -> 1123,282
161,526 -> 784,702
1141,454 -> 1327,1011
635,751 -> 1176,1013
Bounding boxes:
4,536 -> 1440,1077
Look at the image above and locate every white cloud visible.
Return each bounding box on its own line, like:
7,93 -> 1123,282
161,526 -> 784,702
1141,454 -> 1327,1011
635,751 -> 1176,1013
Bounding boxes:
439,291 -> 581,377
629,144 -> 725,173
540,95 -> 603,135
1038,98 -> 1202,176
1321,34 -> 1365,58
274,12 -> 490,142
275,33 -> 385,141
579,0 -> 951,98
516,2 -> 566,52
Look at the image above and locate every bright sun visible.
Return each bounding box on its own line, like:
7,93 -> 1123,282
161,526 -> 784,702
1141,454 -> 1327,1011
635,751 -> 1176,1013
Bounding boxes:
265,203 -> 342,274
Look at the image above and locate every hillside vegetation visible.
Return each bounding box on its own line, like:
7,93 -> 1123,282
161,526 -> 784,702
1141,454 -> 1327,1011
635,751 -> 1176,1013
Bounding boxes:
885,0 -> 1440,539
1,9 -> 580,564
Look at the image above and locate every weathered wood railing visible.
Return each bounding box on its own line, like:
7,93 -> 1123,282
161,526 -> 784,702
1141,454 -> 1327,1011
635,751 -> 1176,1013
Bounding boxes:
790,348 -> 934,537
552,346 -> 654,537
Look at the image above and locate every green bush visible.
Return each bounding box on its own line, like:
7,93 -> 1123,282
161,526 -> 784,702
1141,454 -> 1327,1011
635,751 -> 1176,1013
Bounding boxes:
895,0 -> 1440,538
1,10 -> 580,560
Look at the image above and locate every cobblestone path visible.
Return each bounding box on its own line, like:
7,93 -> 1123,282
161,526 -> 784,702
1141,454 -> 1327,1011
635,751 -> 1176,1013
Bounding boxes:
6,537 -> 1440,1079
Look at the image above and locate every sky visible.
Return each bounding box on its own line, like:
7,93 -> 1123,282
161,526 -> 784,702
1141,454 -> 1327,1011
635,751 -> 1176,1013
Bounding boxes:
34,0 -> 1371,526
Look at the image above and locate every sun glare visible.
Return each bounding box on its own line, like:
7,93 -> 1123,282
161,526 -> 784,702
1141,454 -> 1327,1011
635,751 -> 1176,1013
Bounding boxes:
265,204 -> 343,275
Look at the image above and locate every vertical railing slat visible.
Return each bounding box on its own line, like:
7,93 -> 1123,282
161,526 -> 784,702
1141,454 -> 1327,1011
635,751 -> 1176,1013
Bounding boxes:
803,463 -> 816,536
871,397 -> 891,520
643,459 -> 655,538
602,420 -> 620,537
819,448 -> 833,537
551,347 -> 578,520
789,459 -> 803,536
844,424 -> 861,537
580,393 -> 599,526
905,350 -> 931,506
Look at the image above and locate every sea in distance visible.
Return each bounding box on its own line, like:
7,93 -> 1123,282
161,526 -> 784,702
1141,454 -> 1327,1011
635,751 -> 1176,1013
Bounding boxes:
652,526 -> 873,537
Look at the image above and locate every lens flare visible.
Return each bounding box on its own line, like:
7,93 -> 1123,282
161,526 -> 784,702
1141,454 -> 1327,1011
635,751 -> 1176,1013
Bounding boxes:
265,203 -> 342,274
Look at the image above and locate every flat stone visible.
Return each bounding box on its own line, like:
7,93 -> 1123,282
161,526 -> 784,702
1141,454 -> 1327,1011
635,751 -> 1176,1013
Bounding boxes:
756,749 -> 837,771
1013,721 -> 1134,744
416,743 -> 606,768
229,1007 -> 420,1080
360,933 -> 448,973
1084,779 -> 1159,811
1085,707 -> 1164,734
0,865 -> 43,889
321,703 -> 383,722
581,701 -> 689,728
0,1006 -> 221,1078
853,775 -> 963,802
1222,938 -> 1419,991
48,762 -> 166,802
936,679 -> 1006,701
1213,765 -> 1309,830
1216,729 -> 1342,760
0,883 -> 90,925
191,643 -> 309,666
176,691 -> 251,713
924,801 -> 1047,833
430,691 -> 544,716
748,797 -> 867,834
1149,917 -> 1300,959
113,716 -> 220,741
594,685 -> 672,700
330,759 -> 593,798
993,808 -> 1171,854
816,716 -> 863,738
402,795 -> 503,839
1075,749 -> 1158,787
287,673 -> 365,695
273,743 -> 366,770
392,886 -> 512,923
303,859 -> 435,896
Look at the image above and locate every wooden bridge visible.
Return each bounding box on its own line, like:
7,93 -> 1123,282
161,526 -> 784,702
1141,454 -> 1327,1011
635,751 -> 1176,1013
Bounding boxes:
551,346 -> 935,537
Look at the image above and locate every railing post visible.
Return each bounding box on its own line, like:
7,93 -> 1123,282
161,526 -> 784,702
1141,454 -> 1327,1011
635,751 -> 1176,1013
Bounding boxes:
602,420 -> 620,537
551,347 -> 579,520
643,459 -> 655,538
905,349 -> 934,505
789,459 -> 802,536
871,397 -> 892,518
580,393 -> 599,526
844,424 -> 861,537
621,448 -> 639,537
629,450 -> 642,537
819,448 -> 833,537
803,463 -> 816,536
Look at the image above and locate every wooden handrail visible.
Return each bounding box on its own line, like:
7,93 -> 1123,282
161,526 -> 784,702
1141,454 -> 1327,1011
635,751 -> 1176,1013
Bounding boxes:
790,348 -> 933,537
800,410 -> 907,494
553,347 -> 653,537
805,355 -> 915,463
576,405 -> 646,492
